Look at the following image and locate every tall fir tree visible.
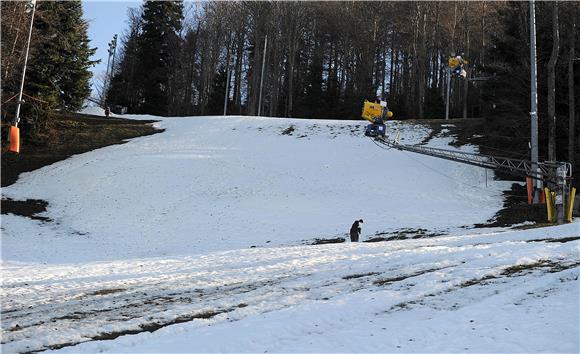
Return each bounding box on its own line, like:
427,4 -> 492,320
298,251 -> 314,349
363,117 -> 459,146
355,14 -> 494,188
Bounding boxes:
26,1 -> 97,111
107,7 -> 143,113
481,1 -> 576,162
135,0 -> 183,116
481,2 -> 530,120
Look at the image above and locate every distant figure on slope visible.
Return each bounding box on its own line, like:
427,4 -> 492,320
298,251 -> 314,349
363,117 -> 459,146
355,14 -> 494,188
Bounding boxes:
105,106 -> 111,118
350,219 -> 363,242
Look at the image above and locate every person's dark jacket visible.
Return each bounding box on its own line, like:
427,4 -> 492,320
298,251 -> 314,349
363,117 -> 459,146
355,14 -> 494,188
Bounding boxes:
350,220 -> 362,242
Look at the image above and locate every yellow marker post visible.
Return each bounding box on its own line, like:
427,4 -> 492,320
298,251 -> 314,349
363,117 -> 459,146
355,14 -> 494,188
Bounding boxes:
566,187 -> 576,223
544,187 -> 555,223
551,191 -> 557,222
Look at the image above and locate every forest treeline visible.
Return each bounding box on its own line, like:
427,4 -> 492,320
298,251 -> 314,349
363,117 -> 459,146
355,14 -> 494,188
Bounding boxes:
1,1 -> 578,164
105,1 -> 576,121
108,1 -> 505,119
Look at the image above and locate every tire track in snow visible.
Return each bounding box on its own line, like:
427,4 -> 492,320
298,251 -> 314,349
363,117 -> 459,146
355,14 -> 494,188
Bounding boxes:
2,258 -> 455,353
2,235 -> 579,353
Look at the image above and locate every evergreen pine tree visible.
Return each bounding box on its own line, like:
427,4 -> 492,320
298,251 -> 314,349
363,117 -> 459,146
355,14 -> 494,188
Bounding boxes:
481,2 -> 530,120
107,7 -> 143,113
26,1 -> 97,111
206,66 -> 228,115
135,0 -> 183,116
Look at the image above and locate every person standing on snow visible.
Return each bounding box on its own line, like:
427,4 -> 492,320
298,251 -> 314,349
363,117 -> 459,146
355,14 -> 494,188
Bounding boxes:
350,219 -> 363,242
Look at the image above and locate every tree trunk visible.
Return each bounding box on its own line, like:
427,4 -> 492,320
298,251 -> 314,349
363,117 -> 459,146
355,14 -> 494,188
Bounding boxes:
248,34 -> 262,116
224,32 -> 232,115
462,2 -> 470,119
269,34 -> 281,117
393,48 -> 400,97
389,29 -> 395,99
432,3 -> 441,90
234,31 -> 244,114
381,45 -> 387,99
451,2 -> 458,49
548,2 -> 559,161
287,32 -> 297,117
480,1 -> 486,66
412,4 -> 420,117
418,8 -> 427,119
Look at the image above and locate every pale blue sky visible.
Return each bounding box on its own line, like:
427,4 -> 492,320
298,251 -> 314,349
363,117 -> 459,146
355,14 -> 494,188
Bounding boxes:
82,0 -> 140,95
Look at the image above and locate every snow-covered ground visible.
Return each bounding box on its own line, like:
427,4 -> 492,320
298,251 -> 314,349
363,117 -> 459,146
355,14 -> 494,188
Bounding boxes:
1,114 -> 579,353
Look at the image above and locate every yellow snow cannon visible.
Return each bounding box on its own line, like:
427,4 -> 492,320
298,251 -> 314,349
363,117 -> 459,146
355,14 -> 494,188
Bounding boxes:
448,55 -> 468,79
362,100 -> 382,123
362,100 -> 393,138
362,100 -> 393,123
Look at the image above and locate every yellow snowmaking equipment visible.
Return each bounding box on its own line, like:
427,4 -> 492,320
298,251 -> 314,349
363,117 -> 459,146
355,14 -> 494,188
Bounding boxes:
362,100 -> 394,138
448,56 -> 468,69
361,100 -> 393,123
362,101 -> 382,122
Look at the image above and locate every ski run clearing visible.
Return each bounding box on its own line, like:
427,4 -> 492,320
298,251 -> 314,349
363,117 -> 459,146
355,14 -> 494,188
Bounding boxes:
1,112 -> 579,353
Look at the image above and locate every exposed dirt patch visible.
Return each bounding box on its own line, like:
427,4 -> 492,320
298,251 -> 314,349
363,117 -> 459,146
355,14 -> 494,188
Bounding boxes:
458,260 -> 580,289
283,123 -> 363,140
472,183 -> 547,228
527,236 -> 580,243
501,260 -> 580,276
310,237 -> 346,245
386,259 -> 580,315
512,222 -> 558,230
1,112 -> 161,188
1,112 -> 162,223
411,119 -> 568,228
459,275 -> 499,288
342,272 -> 380,280
364,228 -> 445,243
41,308 -> 235,354
364,235 -> 406,243
308,228 -> 445,246
1,198 -> 50,222
281,125 -> 295,135
413,121 -> 444,145
88,288 -> 126,297
373,267 -> 448,286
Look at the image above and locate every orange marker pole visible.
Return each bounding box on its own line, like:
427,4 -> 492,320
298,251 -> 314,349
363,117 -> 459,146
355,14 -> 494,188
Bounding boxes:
526,177 -> 533,204
9,126 -> 20,153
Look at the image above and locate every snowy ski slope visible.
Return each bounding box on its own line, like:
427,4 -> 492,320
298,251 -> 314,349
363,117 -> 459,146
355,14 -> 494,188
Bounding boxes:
1,114 -> 578,353
3,115 -> 511,263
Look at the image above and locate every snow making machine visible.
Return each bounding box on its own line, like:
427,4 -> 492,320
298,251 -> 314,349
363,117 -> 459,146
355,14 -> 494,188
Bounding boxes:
448,55 -> 468,78
362,100 -> 393,137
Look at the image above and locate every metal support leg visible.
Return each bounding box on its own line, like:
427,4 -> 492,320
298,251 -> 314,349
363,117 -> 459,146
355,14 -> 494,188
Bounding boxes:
445,68 -> 451,120
555,163 -> 569,224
